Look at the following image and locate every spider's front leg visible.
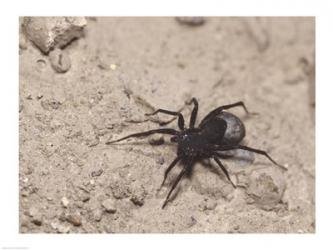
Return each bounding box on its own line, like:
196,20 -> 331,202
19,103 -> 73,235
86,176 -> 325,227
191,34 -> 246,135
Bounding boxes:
106,128 -> 178,144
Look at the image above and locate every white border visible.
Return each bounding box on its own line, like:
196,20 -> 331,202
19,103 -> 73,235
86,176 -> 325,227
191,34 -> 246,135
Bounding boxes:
1,0 -> 332,250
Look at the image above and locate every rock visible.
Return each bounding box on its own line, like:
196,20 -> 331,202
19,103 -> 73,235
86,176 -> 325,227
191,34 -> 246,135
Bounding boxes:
91,169 -> 103,177
66,213 -> 82,226
28,207 -> 42,226
93,208 -> 103,222
49,48 -> 71,73
61,196 -> 70,208
102,199 -> 117,213
41,98 -> 61,110
148,135 -> 165,145
199,198 -> 217,211
31,216 -> 43,226
51,221 -> 70,233
176,17 -> 206,26
130,183 -> 146,206
245,167 -> 286,210
80,193 -> 90,203
23,16 -> 87,54
156,156 -> 165,165
130,194 -> 145,206
19,34 -> 28,50
192,163 -> 235,199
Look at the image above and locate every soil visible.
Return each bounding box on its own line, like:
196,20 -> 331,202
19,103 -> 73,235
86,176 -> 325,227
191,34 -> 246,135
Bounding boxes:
19,17 -> 315,233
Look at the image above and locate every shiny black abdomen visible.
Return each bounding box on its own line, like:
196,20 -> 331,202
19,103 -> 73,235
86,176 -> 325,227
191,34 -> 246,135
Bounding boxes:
199,111 -> 245,146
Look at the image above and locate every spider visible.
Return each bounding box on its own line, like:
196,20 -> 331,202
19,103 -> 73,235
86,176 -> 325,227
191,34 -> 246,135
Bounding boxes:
107,98 -> 287,208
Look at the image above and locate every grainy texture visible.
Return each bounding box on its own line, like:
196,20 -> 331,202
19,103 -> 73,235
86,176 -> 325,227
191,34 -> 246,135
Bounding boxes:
19,17 -> 315,233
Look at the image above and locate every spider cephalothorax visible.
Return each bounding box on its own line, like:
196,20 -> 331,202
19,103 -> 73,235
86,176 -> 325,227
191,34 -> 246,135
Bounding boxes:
107,98 -> 287,208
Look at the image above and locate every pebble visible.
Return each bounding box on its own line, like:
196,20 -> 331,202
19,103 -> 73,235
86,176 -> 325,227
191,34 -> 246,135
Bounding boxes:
41,98 -> 61,110
91,169 -> 103,177
49,48 -> 71,73
19,34 -> 28,50
80,193 -> 90,202
245,167 -> 286,210
102,199 -> 117,213
51,221 -> 70,233
66,213 -> 82,226
148,135 -> 165,145
31,216 -> 43,226
61,196 -> 70,208
176,17 -> 206,26
28,207 -> 43,226
23,16 -> 87,53
93,208 -> 103,222
156,156 -> 165,165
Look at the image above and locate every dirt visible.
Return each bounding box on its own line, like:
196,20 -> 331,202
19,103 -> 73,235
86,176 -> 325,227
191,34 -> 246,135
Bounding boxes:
19,17 -> 315,233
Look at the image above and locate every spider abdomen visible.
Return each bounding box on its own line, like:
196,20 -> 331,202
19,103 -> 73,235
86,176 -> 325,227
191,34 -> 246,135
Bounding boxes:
218,112 -> 245,145
200,111 -> 245,146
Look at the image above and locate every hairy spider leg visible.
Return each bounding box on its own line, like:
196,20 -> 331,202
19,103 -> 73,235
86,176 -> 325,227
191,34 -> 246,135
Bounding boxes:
214,144 -> 287,171
106,128 -> 178,144
145,109 -> 185,130
199,101 -> 250,127
160,156 -> 181,187
162,161 -> 192,209
186,98 -> 199,129
213,155 -> 236,188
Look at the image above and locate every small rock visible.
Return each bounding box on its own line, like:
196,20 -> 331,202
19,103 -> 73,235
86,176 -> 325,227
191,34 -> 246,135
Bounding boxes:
245,167 -> 286,210
192,165 -> 235,199
130,184 -> 146,206
61,196 -> 70,208
20,215 -> 30,227
91,169 -> 103,177
31,216 -> 43,226
23,16 -> 87,54
49,48 -> 71,73
36,59 -> 47,69
93,208 -> 103,222
19,102 -> 24,113
51,221 -> 70,233
205,199 -> 217,211
75,201 -> 84,208
28,207 -> 38,217
156,156 -> 165,165
148,135 -> 165,145
19,34 -> 28,50
130,194 -> 145,206
80,194 -> 90,203
102,199 -> 117,213
176,17 -> 206,26
41,98 -> 61,110
185,216 -> 197,228
28,207 -> 42,226
66,213 -> 82,226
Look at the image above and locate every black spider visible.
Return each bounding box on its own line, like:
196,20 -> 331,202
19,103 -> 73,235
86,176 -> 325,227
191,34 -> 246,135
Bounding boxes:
107,98 -> 287,208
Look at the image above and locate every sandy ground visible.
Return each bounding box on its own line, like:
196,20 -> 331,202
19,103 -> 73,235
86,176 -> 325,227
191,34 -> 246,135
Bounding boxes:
19,17 -> 315,233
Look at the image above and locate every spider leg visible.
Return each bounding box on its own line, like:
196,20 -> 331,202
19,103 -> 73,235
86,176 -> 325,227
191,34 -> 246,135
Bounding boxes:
200,101 -> 251,127
162,162 -> 191,209
160,156 -> 181,187
145,109 -> 185,130
106,128 -> 178,144
213,155 -> 236,188
215,144 -> 287,171
186,98 -> 199,129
